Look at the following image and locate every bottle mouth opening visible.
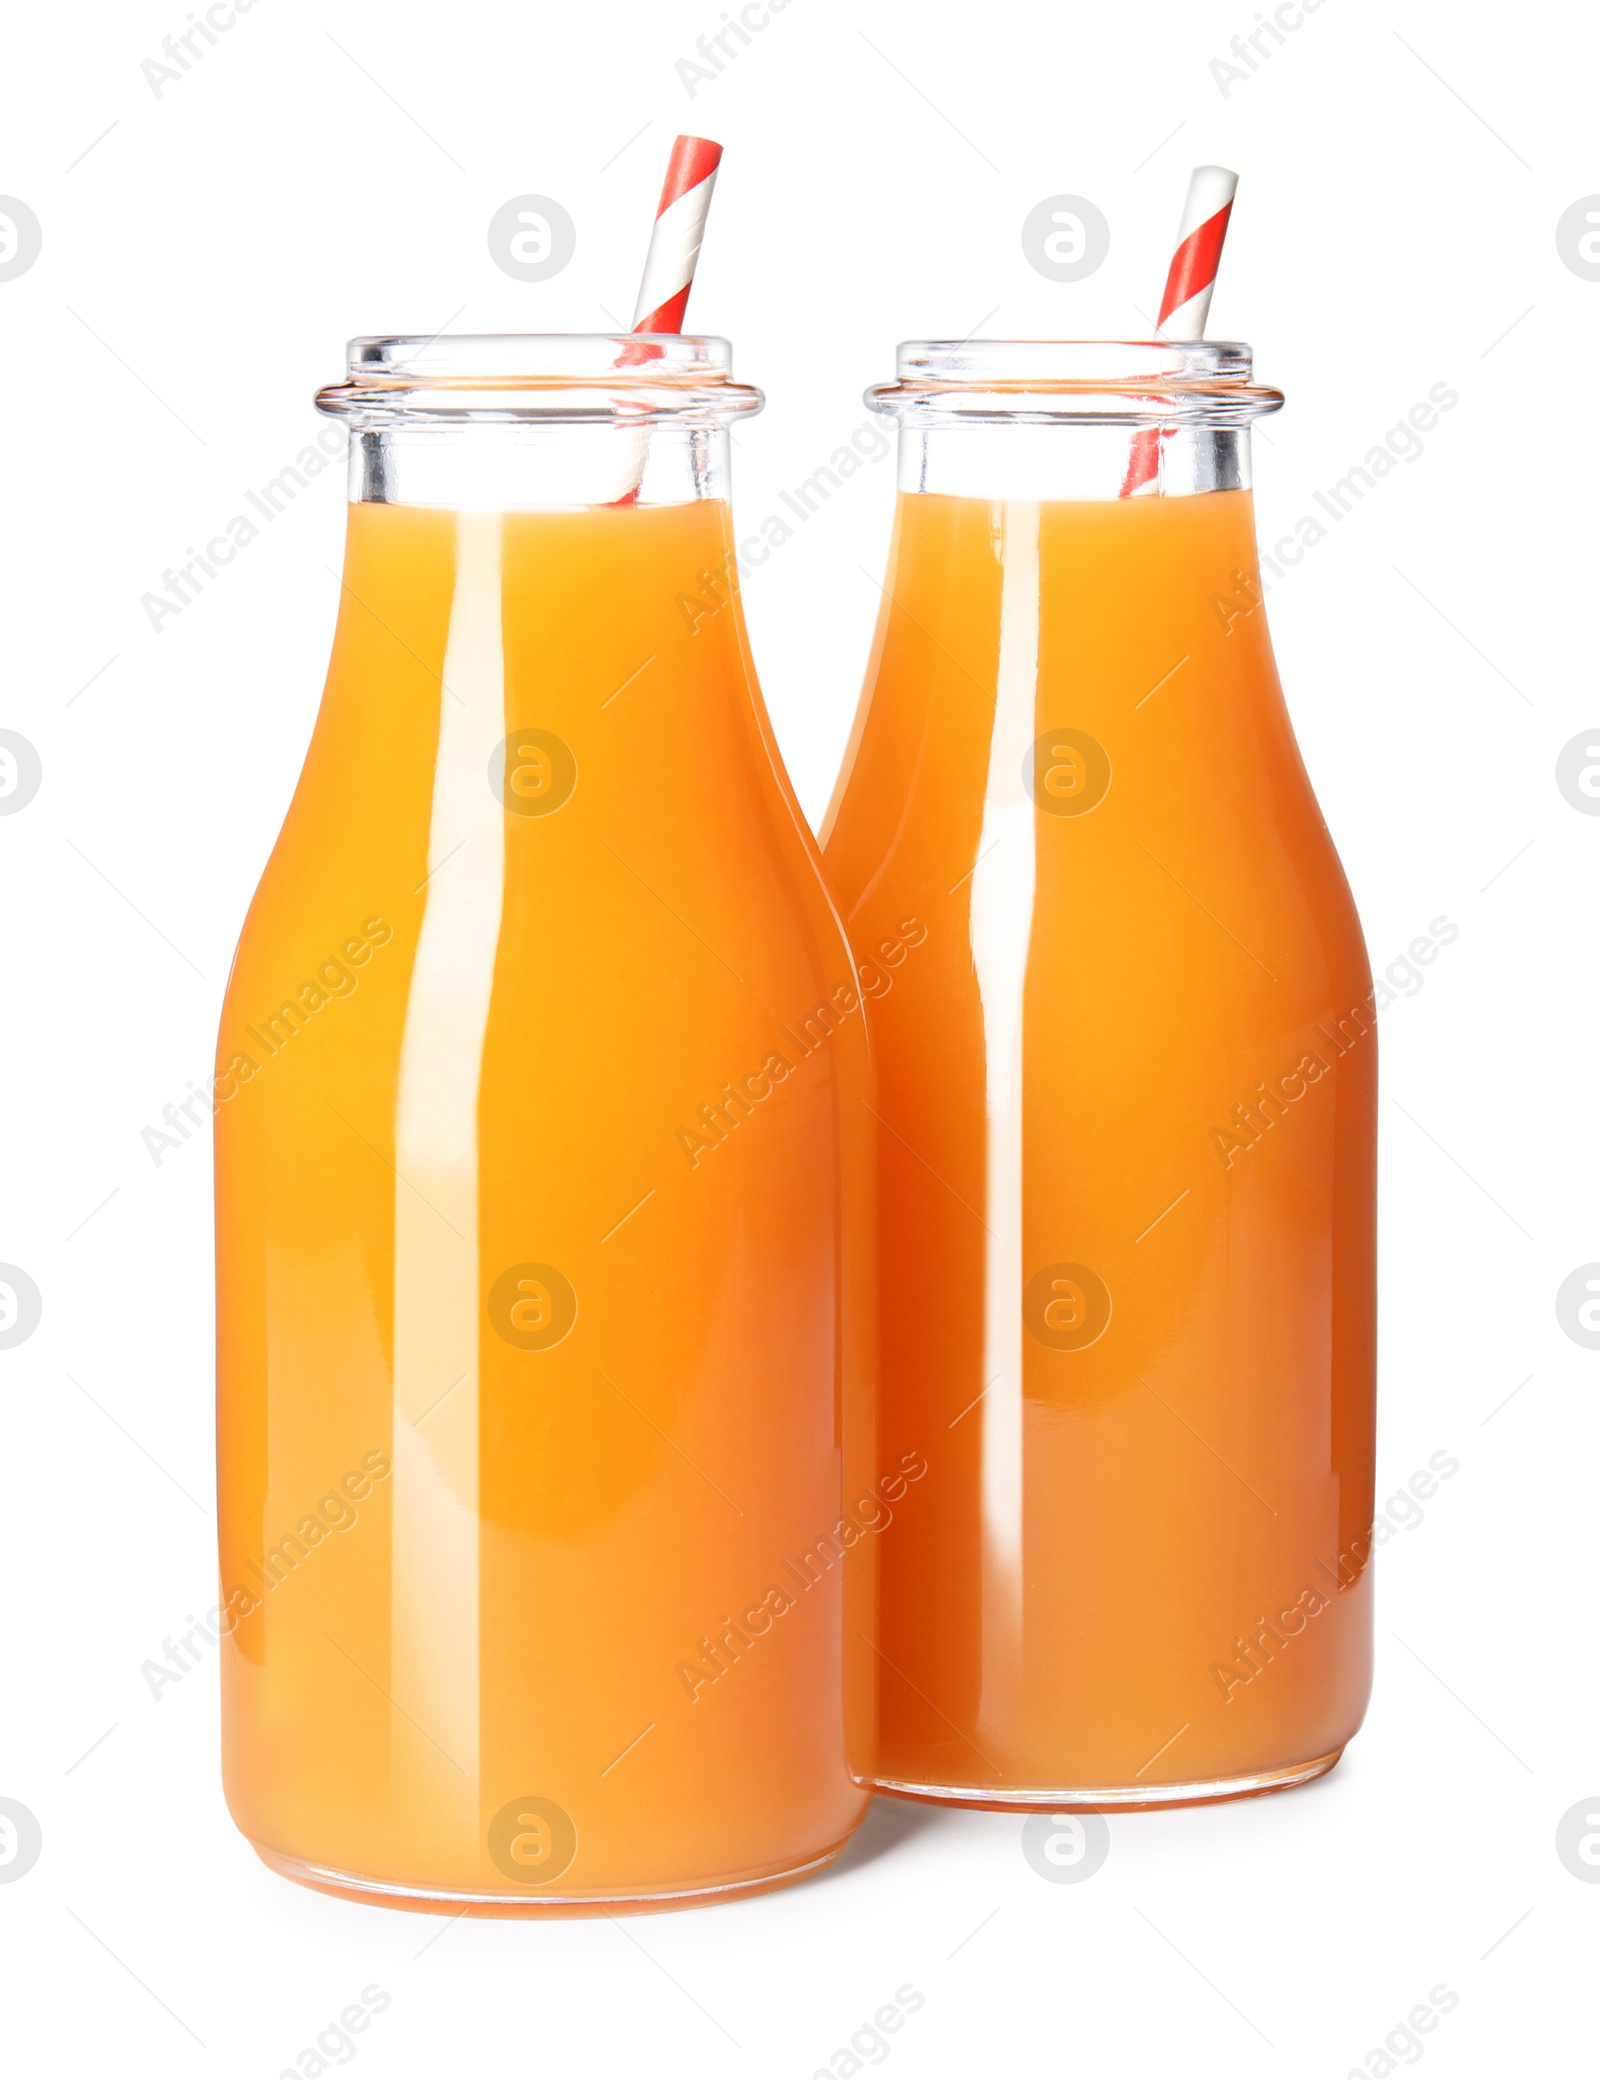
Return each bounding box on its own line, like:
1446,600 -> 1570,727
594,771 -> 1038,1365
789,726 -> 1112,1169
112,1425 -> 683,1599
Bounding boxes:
317,333 -> 764,427
869,340 -> 1284,424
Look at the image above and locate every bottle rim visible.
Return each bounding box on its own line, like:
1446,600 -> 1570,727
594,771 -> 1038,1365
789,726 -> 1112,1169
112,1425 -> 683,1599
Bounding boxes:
316,333 -> 764,428
869,340 -> 1284,425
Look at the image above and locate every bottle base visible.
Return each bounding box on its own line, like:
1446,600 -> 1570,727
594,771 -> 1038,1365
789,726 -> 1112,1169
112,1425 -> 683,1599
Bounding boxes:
866,1743 -> 1345,1813
249,1835 -> 852,1917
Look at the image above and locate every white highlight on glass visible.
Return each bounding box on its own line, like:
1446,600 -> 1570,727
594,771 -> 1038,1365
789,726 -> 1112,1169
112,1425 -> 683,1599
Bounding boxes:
970,497 -> 1041,1730
390,510 -> 506,1824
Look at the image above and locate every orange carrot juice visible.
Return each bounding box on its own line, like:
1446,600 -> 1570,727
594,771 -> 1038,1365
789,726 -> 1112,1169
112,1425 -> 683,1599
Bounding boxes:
823,352 -> 1376,1808
216,341 -> 875,1907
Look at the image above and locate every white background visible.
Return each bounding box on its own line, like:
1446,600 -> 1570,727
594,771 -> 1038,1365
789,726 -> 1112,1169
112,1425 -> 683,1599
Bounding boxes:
2,0 -> 1595,2073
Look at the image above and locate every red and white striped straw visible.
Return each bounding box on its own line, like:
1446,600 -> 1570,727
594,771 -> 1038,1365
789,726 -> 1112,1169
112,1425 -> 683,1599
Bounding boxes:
1155,165 -> 1238,341
631,134 -> 723,334
1122,166 -> 1239,495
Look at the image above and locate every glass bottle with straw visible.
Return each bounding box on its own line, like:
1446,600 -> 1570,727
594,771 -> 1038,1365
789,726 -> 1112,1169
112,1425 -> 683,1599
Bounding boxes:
215,137 -> 877,1911
824,169 -> 1378,1812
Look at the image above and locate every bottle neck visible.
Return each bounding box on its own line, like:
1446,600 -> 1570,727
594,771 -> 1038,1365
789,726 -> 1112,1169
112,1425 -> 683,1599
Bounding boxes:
869,342 -> 1281,504
347,420 -> 735,510
892,419 -> 1253,502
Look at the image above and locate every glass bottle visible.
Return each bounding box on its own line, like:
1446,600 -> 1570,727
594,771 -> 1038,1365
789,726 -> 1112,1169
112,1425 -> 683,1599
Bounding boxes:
215,334 -> 876,1908
822,340 -> 1376,1807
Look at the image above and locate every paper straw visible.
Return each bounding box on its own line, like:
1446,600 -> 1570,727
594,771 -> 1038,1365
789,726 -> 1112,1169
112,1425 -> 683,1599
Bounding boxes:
1155,166 -> 1238,341
609,136 -> 724,503
1122,166 -> 1239,496
632,135 -> 723,334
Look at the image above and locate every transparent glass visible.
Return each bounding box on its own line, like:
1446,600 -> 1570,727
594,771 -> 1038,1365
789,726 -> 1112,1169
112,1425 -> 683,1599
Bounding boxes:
215,336 -> 876,1910
822,342 -> 1376,1809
